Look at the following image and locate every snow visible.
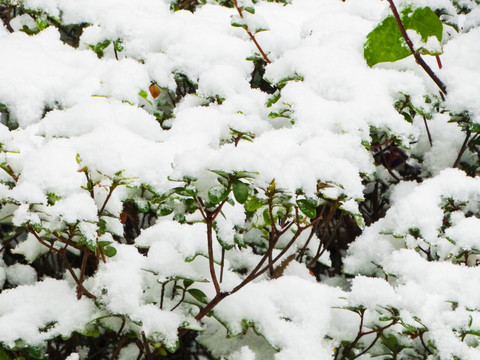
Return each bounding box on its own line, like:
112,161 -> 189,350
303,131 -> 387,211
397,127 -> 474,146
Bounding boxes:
0,0 -> 479,358
0,278 -> 97,347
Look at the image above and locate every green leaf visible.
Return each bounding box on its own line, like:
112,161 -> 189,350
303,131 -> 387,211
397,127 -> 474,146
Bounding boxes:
469,122 -> 480,133
208,185 -> 229,205
263,208 -> 273,225
35,18 -> 48,31
243,6 -> 255,14
139,90 -> 149,100
381,333 -> 403,352
210,169 -> 231,178
0,349 -> 7,360
466,329 -> 480,337
97,240 -> 113,247
276,73 -> 304,90
47,193 -> 61,206
187,288 -> 208,303
157,201 -> 174,216
113,39 -> 124,52
245,196 -> 264,212
183,279 -> 194,288
232,180 -> 249,204
27,347 -> 44,359
402,7 -> 443,43
103,246 -> 117,258
266,92 -> 281,108
364,6 -> 443,67
364,16 -> 410,67
184,184 -> 198,196
296,199 -> 317,218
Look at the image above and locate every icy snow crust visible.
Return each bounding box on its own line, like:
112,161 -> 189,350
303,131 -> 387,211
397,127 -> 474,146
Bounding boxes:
0,0 -> 480,359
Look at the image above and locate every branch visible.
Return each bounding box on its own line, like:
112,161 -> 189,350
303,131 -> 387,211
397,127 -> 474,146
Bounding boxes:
453,130 -> 474,168
206,211 -> 221,294
386,0 -> 447,95
232,0 -> 271,64
0,6 -> 14,33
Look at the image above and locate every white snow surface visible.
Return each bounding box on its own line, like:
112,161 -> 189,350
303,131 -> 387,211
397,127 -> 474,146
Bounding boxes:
0,0 -> 479,358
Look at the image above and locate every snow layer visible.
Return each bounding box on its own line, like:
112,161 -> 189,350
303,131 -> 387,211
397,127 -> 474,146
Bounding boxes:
0,0 -> 479,358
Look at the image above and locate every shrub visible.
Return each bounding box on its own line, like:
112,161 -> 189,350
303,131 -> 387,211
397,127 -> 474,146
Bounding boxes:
0,0 -> 479,359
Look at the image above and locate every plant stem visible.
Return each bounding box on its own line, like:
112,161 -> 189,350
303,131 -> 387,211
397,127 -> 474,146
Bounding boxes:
206,211 -> 221,294
232,0 -> 271,64
386,0 -> 447,95
453,130 -> 471,168
423,116 -> 433,147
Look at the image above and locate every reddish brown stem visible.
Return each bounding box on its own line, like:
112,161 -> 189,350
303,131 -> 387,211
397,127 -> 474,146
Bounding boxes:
29,227 -> 61,253
62,251 -> 97,300
453,130 -> 472,168
0,7 -> 14,33
206,212 -> 221,294
386,0 -> 447,95
232,0 -> 271,64
436,55 -> 442,69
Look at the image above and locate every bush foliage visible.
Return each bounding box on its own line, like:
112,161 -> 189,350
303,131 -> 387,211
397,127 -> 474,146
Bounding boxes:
0,0 -> 480,359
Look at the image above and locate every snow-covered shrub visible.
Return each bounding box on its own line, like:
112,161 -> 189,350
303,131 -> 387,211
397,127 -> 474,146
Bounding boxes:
0,0 -> 479,359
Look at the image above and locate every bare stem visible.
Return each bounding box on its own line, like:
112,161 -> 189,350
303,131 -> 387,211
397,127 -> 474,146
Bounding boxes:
453,130 -> 471,168
206,212 -> 221,294
423,116 -> 433,147
232,0 -> 271,64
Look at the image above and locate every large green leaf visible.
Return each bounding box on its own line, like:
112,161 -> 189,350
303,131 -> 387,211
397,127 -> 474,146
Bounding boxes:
364,6 -> 443,67
402,7 -> 443,43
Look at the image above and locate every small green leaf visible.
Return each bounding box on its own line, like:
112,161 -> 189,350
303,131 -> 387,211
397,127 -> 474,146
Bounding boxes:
297,199 -> 317,218
27,347 -> 44,359
266,92 -> 281,107
113,39 -> 124,52
210,169 -> 231,178
157,201 -> 174,216
246,197 -> 264,212
466,329 -> 480,337
47,193 -> 61,206
183,279 -> 194,288
184,184 -> 198,196
103,246 -> 117,258
469,122 -> 480,133
233,180 -> 249,204
208,185 -> 229,205
35,18 -> 48,31
139,90 -> 149,100
276,73 -> 304,90
263,208 -> 273,225
243,6 -> 255,14
187,288 -> 208,303
97,240 -> 113,247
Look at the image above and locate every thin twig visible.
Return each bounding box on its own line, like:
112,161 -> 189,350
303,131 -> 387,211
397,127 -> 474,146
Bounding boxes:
29,228 -> 61,253
423,116 -> 433,147
453,130 -> 471,168
62,252 -> 97,300
232,0 -> 271,64
206,212 -> 221,294
386,0 -> 447,95
98,184 -> 117,216
220,247 -> 225,283
141,331 -> 152,357
170,287 -> 187,311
